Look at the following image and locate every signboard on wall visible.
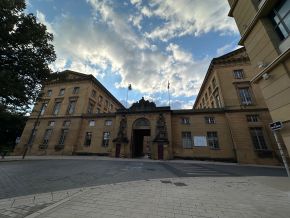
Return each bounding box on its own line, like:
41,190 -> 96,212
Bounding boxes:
193,136 -> 207,147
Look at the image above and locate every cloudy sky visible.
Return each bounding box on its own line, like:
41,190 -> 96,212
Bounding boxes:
26,0 -> 240,109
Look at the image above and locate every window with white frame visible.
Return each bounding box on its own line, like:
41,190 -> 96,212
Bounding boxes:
207,132 -> 219,149
181,117 -> 190,125
105,120 -> 112,126
182,132 -> 192,149
205,117 -> 215,124
249,127 -> 268,150
53,102 -> 61,115
48,121 -> 55,127
67,100 -> 76,114
102,132 -> 110,147
233,69 -> 244,79
238,87 -> 253,105
269,0 -> 290,40
59,88 -> 65,96
246,115 -> 259,122
42,129 -> 52,145
58,129 -> 68,145
89,120 -> 95,126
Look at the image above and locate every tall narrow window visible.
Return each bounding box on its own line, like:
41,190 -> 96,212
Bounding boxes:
205,117 -> 215,124
91,90 -> 96,98
102,132 -> 110,147
250,127 -> 268,150
58,129 -> 68,145
84,132 -> 92,146
87,102 -> 94,114
98,95 -> 103,104
182,132 -> 192,149
72,87 -> 80,94
48,121 -> 55,127
105,120 -> 112,126
89,120 -> 95,126
47,90 -> 52,97
207,132 -> 219,149
42,129 -> 52,145
67,100 -> 76,114
238,88 -> 252,105
28,129 -> 37,145
59,88 -> 65,96
63,120 -> 71,127
246,115 -> 259,122
181,117 -> 190,125
40,103 -> 48,115
53,102 -> 61,115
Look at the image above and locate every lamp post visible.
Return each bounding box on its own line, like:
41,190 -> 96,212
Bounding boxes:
22,93 -> 45,159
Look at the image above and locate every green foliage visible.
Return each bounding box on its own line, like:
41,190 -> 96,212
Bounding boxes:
0,0 -> 56,113
0,106 -> 27,155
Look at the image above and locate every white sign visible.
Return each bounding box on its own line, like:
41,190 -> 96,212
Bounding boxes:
193,136 -> 207,147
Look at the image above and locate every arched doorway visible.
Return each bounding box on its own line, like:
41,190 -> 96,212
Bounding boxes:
132,118 -> 151,158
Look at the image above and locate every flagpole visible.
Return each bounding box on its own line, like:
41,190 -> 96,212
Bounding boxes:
126,84 -> 132,109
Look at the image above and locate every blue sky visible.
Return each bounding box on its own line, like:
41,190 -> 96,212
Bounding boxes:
26,0 -> 240,109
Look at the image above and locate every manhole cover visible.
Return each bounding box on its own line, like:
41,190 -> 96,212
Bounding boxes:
173,182 -> 187,186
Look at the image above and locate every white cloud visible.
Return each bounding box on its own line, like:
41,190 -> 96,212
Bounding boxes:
216,43 -> 241,56
141,0 -> 238,41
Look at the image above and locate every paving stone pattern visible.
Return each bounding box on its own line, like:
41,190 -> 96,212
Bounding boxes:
0,188 -> 83,218
30,177 -> 290,218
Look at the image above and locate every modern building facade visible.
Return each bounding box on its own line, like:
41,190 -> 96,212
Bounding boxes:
227,0 -> 290,157
14,49 -> 281,165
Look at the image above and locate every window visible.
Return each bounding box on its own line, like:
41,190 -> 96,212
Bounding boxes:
59,88 -> 65,96
28,129 -> 37,145
182,132 -> 192,149
233,69 -> 244,79
250,127 -> 267,150
91,90 -> 96,98
40,103 -> 48,115
246,115 -> 259,122
96,108 -> 101,113
84,132 -> 92,146
238,88 -> 253,105
105,120 -> 112,126
42,129 -> 52,145
205,117 -> 215,124
102,132 -> 110,147
208,86 -> 212,94
181,117 -> 190,125
87,102 -> 94,114
47,90 -> 52,97
72,87 -> 80,94
110,104 -> 113,111
207,132 -> 219,149
269,0 -> 290,40
48,121 -> 55,127
89,120 -> 95,126
214,92 -> 222,108
67,100 -> 76,114
63,120 -> 71,127
58,129 -> 68,145
212,78 -> 216,89
53,102 -> 61,115
98,95 -> 103,104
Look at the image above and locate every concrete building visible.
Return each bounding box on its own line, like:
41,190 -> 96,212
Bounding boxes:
227,0 -> 290,157
14,49 -> 281,165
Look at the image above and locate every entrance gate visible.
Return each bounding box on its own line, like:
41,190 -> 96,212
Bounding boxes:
132,118 -> 151,158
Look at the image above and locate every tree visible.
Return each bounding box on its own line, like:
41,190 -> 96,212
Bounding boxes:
0,0 -> 56,113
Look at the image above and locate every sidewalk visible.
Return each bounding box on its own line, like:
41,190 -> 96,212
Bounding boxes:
0,155 -> 283,168
1,176 -> 289,218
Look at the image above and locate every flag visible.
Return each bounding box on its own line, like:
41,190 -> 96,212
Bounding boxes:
128,84 -> 132,90
167,81 -> 170,90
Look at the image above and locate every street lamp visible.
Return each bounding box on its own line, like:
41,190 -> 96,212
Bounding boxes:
22,92 -> 45,159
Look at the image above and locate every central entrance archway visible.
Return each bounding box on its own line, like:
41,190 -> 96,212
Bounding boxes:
132,118 -> 151,158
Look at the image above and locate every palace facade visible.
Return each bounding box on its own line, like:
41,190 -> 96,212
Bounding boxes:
14,48 -> 282,165
227,0 -> 290,158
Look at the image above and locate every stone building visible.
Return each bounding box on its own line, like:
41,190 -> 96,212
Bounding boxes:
227,0 -> 290,157
14,49 -> 281,165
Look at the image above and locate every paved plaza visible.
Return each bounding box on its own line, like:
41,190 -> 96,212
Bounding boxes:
0,156 -> 289,217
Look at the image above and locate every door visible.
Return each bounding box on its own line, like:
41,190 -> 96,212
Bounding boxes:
158,143 -> 163,160
115,143 -> 121,158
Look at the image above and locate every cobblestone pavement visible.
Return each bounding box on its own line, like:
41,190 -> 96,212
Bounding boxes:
0,177 -> 288,218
